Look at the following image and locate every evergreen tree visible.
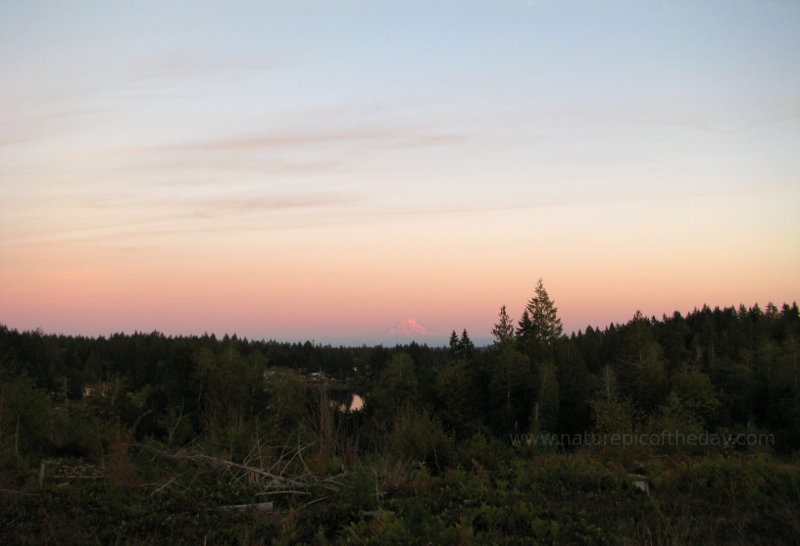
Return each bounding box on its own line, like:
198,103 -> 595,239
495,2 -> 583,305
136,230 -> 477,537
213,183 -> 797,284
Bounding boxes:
492,305 -> 515,348
488,347 -> 534,434
526,278 -> 563,345
448,331 -> 460,357
516,310 -> 533,345
435,358 -> 482,437
614,311 -> 669,412
370,353 -> 420,423
449,329 -> 475,361
516,279 -> 563,360
590,366 -> 637,436
531,361 -> 559,433
459,329 -> 475,361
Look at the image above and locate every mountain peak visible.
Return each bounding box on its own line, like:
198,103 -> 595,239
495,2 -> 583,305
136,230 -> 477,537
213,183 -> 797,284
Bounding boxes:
387,318 -> 435,337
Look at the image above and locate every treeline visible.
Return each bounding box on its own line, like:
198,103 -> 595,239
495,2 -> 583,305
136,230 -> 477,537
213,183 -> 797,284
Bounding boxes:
3,283 -> 800,543
1,280 -> 798,468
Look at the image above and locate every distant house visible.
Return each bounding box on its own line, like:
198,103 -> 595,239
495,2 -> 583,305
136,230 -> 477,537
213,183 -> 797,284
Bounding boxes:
82,381 -> 114,399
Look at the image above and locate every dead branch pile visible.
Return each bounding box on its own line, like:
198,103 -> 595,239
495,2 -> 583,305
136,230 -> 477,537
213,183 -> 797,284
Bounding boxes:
143,441 -> 344,506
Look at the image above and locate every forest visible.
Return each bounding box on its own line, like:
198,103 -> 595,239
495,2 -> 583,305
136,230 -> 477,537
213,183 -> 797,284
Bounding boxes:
2,281 -> 799,544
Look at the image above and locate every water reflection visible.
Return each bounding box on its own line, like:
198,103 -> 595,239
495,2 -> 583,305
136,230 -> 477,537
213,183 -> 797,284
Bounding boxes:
335,393 -> 365,413
349,394 -> 365,412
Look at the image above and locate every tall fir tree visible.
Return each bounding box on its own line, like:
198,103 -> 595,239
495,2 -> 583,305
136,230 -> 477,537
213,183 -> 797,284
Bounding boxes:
492,305 -> 515,348
459,329 -> 475,361
517,279 -> 563,360
516,310 -> 534,344
526,278 -> 563,345
449,331 -> 460,354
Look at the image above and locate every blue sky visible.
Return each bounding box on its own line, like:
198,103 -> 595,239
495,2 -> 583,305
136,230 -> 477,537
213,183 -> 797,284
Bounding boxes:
1,0 -> 798,343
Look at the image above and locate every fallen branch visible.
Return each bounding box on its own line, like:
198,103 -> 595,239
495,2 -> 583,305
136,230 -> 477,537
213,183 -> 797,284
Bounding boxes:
139,444 -> 345,499
217,502 -> 274,512
163,450 -> 305,489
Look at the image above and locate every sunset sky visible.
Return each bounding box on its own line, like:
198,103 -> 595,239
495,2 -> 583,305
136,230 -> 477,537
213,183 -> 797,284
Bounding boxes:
2,1 -> 798,345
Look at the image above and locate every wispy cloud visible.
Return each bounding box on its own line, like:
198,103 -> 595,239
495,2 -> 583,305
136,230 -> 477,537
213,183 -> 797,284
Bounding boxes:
123,51 -> 278,83
630,96 -> 800,133
82,190 -> 349,211
0,48 -> 278,148
205,192 -> 350,212
0,189 -> 355,248
142,124 -> 469,154
76,156 -> 354,185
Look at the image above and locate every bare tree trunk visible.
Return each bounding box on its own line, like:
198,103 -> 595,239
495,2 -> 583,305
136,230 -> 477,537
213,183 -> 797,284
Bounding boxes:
15,414 -> 20,459
166,403 -> 184,447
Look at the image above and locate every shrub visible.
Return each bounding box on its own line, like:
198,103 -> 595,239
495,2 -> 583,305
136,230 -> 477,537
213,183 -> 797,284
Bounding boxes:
388,409 -> 454,472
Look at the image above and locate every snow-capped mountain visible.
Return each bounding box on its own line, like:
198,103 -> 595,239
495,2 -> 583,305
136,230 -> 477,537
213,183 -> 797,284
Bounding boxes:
387,319 -> 436,337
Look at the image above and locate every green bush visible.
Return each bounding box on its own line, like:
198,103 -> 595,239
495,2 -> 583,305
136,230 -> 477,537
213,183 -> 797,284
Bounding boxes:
388,409 -> 454,472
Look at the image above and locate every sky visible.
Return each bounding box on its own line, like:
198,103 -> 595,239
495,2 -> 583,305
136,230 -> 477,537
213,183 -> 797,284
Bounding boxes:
1,0 -> 798,345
